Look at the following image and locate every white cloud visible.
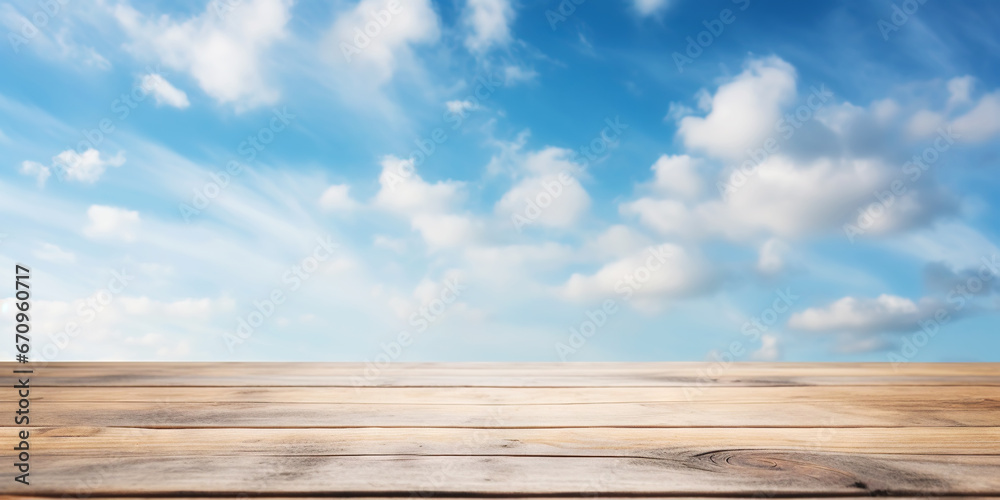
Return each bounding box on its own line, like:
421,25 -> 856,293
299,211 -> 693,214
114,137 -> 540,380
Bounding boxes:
951,91 -> 1000,142
946,75 -> 974,107
115,0 -> 292,109
463,0 -> 515,54
495,147 -> 591,231
23,149 -> 125,185
623,153 -> 948,241
0,295 -> 235,360
585,225 -> 653,260
751,334 -> 780,361
55,149 -> 125,183
677,57 -> 797,159
373,156 -> 464,215
84,205 -> 141,242
756,238 -> 788,275
561,244 -> 719,311
372,156 -> 477,249
624,58 -> 959,245
446,99 -> 477,114
788,294 -> 938,334
497,177 -> 589,229
141,73 -> 190,108
19,161 -> 50,187
327,0 -> 439,84
319,184 -> 359,212
906,109 -> 945,138
633,0 -> 670,16
35,243 -> 76,264
412,213 -> 481,250
646,154 -> 702,200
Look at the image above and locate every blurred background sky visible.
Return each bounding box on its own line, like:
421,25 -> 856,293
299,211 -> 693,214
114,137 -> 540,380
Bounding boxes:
1,0 -> 999,362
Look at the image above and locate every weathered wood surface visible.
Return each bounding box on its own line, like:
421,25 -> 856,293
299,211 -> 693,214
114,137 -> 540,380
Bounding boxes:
6,361 -> 1000,386
2,362 -> 999,498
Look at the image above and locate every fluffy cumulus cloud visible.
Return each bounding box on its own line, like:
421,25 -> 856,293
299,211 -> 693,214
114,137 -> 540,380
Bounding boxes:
561,243 -> 720,312
495,147 -> 591,231
676,57 -> 797,159
328,0 -> 439,84
115,0 -> 292,109
374,156 -> 464,215
373,156 -> 478,249
950,91 -> 1000,142
751,334 -> 780,361
641,154 -> 703,200
623,156 -> 898,240
788,294 -> 941,334
625,55 -> 957,242
463,0 -> 516,54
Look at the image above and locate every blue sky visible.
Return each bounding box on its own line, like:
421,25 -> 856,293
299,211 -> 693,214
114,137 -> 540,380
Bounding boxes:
1,0 -> 999,363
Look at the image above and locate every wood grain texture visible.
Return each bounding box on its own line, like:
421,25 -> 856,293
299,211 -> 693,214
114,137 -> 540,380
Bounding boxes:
5,362 -> 999,386
1,362 -> 997,498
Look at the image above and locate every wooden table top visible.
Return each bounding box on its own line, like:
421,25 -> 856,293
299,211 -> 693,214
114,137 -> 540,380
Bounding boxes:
2,362 -> 999,498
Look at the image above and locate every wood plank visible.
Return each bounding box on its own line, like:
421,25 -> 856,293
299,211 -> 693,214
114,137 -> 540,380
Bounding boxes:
19,426 -> 1000,456
12,384 -> 1000,404
6,498 -> 998,500
5,362 -> 997,497
8,398 -> 999,427
5,362 -> 998,387
5,454 -> 1000,496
